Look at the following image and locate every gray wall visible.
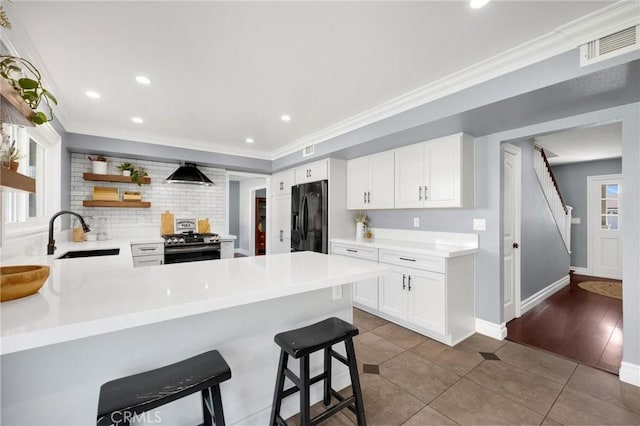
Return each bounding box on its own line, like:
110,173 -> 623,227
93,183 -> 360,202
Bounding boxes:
229,181 -> 240,248
552,158 -> 622,268
256,188 -> 266,198
509,140 -> 570,299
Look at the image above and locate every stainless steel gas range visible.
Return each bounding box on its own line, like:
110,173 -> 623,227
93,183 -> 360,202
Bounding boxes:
162,232 -> 221,264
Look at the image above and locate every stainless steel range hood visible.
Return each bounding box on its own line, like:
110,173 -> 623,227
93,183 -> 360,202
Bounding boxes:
165,162 -> 214,186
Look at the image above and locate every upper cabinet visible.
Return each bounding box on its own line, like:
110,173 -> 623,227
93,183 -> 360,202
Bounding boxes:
271,169 -> 294,196
347,150 -> 394,210
294,159 -> 328,184
395,133 -> 474,209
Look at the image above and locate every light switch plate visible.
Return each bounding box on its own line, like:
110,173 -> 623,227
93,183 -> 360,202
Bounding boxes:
473,218 -> 486,231
413,217 -> 420,227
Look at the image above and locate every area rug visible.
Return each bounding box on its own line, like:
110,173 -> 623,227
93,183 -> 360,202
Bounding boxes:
578,281 -> 622,300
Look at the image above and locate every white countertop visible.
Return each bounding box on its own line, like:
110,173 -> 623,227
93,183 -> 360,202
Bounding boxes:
331,237 -> 479,258
1,242 -> 387,355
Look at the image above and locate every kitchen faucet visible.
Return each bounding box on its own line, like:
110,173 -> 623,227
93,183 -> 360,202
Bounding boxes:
47,211 -> 91,255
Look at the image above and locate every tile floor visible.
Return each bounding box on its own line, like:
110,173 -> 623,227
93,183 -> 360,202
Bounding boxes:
287,308 -> 640,425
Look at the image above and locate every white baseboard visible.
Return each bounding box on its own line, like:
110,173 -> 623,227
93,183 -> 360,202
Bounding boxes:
235,248 -> 250,256
520,274 -> 570,316
475,318 -> 507,340
571,266 -> 589,275
619,362 -> 640,387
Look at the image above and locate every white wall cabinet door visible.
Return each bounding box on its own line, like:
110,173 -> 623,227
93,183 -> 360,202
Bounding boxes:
406,268 -> 446,335
379,268 -> 409,320
394,143 -> 425,208
424,136 -> 460,207
368,151 -> 395,209
294,160 -> 328,184
270,195 -> 291,254
347,156 -> 369,210
271,170 -> 294,196
353,277 -> 379,310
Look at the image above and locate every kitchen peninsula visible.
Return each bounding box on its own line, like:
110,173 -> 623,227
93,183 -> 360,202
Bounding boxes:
1,246 -> 388,425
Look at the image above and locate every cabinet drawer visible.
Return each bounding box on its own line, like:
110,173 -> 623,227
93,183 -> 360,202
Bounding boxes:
131,243 -> 164,256
331,243 -> 378,261
133,254 -> 163,267
378,249 -> 444,273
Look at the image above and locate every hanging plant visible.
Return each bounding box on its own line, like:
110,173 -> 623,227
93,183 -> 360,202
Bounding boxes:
0,56 -> 57,125
0,5 -> 11,29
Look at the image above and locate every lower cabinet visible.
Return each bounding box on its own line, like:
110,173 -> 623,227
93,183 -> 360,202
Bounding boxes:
332,241 -> 475,346
131,242 -> 164,267
220,240 -> 234,259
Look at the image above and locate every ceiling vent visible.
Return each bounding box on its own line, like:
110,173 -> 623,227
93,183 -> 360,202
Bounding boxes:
580,25 -> 639,66
302,144 -> 315,157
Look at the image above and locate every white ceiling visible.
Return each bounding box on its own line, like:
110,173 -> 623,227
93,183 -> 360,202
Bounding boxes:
7,1 -> 613,159
534,122 -> 622,165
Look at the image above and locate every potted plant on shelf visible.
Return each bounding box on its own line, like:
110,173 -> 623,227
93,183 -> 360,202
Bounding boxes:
88,155 -> 108,174
354,212 -> 369,241
8,140 -> 20,171
130,167 -> 148,187
117,162 -> 134,177
0,56 -> 57,125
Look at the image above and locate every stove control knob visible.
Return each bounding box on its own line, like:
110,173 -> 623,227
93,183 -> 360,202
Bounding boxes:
179,238 -> 185,244
172,237 -> 179,244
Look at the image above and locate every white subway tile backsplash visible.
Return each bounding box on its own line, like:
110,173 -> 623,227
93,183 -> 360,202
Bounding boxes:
70,154 -> 227,233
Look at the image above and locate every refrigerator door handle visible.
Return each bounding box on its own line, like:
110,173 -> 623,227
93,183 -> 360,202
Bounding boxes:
300,194 -> 308,242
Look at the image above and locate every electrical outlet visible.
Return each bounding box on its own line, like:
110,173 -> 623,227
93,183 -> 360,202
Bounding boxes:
413,217 -> 420,227
473,218 -> 486,231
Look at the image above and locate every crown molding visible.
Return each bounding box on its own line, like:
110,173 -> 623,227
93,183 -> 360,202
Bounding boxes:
66,125 -> 273,161
269,1 -> 640,161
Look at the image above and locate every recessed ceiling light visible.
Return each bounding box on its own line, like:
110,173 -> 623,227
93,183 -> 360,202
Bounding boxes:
470,0 -> 490,9
131,117 -> 144,124
281,114 -> 291,122
85,90 -> 101,99
135,75 -> 151,85
245,138 -> 254,144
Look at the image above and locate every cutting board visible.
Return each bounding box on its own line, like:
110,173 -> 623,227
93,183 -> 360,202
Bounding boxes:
198,218 -> 210,234
161,211 -> 174,235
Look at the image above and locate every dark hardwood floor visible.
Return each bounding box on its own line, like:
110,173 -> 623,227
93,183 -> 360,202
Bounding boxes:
506,274 -> 623,375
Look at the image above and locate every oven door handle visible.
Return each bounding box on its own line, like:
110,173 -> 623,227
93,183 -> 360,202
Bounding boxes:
164,245 -> 220,255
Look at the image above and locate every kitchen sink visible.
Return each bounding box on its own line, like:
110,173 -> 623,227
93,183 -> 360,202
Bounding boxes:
56,249 -> 120,259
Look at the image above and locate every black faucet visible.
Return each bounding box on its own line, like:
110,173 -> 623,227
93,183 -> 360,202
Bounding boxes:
47,210 -> 91,255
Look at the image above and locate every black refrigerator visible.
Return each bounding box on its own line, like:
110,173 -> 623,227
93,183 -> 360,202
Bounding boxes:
291,180 -> 328,253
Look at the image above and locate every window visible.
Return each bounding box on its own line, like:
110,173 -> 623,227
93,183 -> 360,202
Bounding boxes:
600,183 -> 619,230
2,123 -> 60,237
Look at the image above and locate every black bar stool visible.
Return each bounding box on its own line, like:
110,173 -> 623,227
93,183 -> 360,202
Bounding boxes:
96,350 -> 231,426
269,317 -> 366,426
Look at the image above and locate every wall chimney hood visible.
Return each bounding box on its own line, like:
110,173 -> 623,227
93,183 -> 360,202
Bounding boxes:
165,162 -> 214,186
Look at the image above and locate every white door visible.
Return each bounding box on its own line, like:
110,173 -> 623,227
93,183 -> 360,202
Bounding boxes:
394,143 -> 424,208
407,268 -> 446,335
424,135 -> 460,207
588,175 -> 622,279
353,277 -> 379,310
379,268 -> 409,319
368,150 -> 395,209
347,156 -> 369,210
503,144 -> 521,323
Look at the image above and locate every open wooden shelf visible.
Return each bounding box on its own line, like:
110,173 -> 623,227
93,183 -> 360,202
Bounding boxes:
83,173 -> 151,184
1,168 -> 36,192
0,78 -> 35,128
83,200 -> 151,208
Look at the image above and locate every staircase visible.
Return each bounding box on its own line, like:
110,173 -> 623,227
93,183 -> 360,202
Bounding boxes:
534,146 -> 572,252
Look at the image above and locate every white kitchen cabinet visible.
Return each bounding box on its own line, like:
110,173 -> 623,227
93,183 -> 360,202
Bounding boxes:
331,243 -> 379,310
271,169 -> 294,196
347,150 -> 394,210
131,242 -> 164,267
394,133 -> 474,208
220,240 -> 234,259
294,159 -> 328,184
379,268 -> 408,318
270,194 -> 291,254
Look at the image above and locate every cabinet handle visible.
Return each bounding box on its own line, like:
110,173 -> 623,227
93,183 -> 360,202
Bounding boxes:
399,257 -> 416,262
139,247 -> 157,252
402,274 -> 406,290
408,275 -> 412,291
280,230 -> 283,242
364,191 -> 367,204
346,248 -> 358,253
280,182 -> 283,191
367,191 -> 371,203
424,184 -> 428,200
418,186 -> 423,201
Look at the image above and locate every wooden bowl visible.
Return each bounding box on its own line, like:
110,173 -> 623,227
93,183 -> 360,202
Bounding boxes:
1,265 -> 50,302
